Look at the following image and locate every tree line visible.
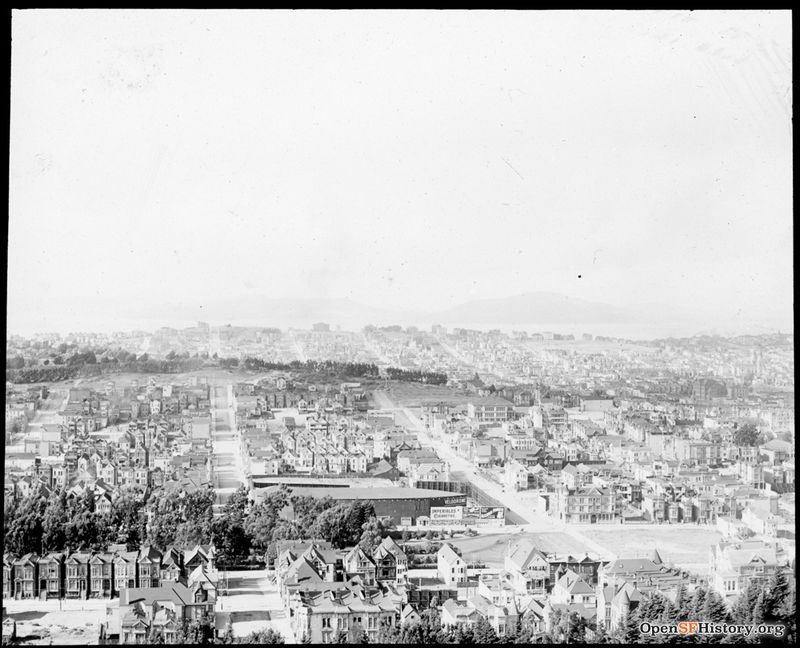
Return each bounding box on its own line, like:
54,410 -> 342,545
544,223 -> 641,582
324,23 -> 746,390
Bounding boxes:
2,483 -> 390,570
603,576 -> 795,644
6,351 -> 449,386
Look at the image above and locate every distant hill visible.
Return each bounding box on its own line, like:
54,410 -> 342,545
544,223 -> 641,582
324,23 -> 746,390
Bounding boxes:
432,292 -> 632,325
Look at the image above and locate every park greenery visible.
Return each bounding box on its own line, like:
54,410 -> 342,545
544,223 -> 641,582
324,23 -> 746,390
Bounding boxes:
6,346 -> 448,386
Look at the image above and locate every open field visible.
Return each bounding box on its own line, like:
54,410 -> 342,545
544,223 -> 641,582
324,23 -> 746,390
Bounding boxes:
572,525 -> 723,574
1,598 -> 106,645
448,524 -> 723,575
449,531 -> 594,567
383,382 -> 475,407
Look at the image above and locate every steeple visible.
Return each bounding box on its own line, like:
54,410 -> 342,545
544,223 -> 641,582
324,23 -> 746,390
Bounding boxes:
651,548 -> 663,565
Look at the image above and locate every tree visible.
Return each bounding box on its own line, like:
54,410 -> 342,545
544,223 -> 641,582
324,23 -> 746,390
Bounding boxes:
347,622 -> 369,644
64,490 -> 114,552
174,487 -> 215,549
111,488 -> 147,547
474,616 -> 499,644
331,629 -> 348,644
731,582 -> 762,625
145,489 -> 181,550
591,622 -> 610,644
4,489 -> 47,556
358,516 -> 387,554
225,486 -> 251,522
307,501 -> 376,549
245,490 -> 289,552
762,569 -> 791,622
42,490 -> 69,551
377,618 -> 401,643
212,517 -> 251,567
176,619 -> 211,644
561,611 -> 589,644
241,628 -> 285,644
743,592 -> 767,645
690,586 -> 708,618
701,590 -> 730,624
732,423 -> 759,447
671,583 -> 692,622
778,587 -> 796,644
615,608 -> 641,644
638,591 -> 672,623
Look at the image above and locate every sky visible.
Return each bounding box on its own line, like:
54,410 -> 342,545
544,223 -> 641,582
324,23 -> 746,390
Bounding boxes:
8,10 -> 793,336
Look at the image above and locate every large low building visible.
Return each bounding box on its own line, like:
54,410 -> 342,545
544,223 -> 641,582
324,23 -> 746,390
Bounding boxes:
255,486 -> 467,525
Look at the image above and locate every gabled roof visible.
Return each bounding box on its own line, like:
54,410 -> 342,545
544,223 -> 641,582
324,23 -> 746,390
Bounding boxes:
437,543 -> 463,566
344,546 -> 375,567
379,535 -> 407,560
120,581 -> 195,607
138,546 -> 163,563
507,539 -> 547,571
14,553 -> 39,566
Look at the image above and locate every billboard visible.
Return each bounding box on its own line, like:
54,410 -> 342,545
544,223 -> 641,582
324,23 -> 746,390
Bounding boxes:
430,506 -> 464,521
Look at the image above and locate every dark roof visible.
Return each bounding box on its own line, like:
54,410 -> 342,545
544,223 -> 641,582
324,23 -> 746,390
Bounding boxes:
282,486 -> 465,501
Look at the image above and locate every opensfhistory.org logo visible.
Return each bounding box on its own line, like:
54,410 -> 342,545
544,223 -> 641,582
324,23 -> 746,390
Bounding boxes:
639,621 -> 786,638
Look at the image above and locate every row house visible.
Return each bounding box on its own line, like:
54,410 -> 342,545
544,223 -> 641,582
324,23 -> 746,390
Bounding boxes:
13,554 -> 39,599
4,546 -> 195,601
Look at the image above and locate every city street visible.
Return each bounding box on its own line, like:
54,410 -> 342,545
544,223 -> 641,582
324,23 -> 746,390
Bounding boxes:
215,570 -> 295,642
371,389 -> 613,559
211,384 -> 247,511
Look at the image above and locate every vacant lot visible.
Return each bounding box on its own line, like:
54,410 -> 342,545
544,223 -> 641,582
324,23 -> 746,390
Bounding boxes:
449,531 -> 593,567
585,525 -> 722,574
384,382 -> 474,407
447,524 -> 722,575
2,598 -> 106,645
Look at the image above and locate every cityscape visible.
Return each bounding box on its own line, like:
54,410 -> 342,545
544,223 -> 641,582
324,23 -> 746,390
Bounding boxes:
3,323 -> 795,643
5,8 -> 793,647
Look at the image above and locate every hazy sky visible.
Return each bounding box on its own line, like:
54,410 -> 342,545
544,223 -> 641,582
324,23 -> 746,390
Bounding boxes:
8,10 -> 792,335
